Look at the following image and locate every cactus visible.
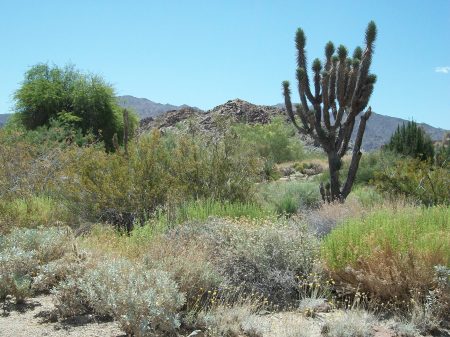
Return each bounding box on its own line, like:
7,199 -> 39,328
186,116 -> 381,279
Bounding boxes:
282,21 -> 377,201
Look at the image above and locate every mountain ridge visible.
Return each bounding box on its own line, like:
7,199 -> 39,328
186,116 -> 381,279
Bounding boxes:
1,96 -> 447,151
125,96 -> 447,151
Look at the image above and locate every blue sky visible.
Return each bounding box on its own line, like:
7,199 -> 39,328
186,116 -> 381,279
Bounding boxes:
1,0 -> 449,128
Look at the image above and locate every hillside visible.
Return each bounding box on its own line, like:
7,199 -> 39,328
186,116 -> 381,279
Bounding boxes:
360,112 -> 447,150
0,114 -> 10,126
116,95 -> 199,119
135,97 -> 447,151
1,96 -> 447,150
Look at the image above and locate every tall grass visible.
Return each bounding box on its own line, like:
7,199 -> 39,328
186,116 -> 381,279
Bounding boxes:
258,180 -> 321,215
322,206 -> 449,269
131,199 -> 276,240
322,205 -> 449,301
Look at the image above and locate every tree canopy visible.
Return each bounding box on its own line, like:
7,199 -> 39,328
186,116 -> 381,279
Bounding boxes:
13,63 -> 137,150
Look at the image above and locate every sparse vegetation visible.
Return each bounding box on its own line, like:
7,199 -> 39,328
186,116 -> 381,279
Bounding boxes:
1,18 -> 449,337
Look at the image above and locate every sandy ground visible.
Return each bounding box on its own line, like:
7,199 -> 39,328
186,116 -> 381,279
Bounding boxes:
0,295 -> 124,337
1,295 -> 446,337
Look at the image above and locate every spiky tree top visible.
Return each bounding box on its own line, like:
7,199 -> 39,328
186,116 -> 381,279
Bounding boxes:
282,21 -> 378,200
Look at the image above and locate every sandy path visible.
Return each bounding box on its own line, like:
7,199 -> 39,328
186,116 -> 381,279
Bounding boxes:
0,295 -> 124,337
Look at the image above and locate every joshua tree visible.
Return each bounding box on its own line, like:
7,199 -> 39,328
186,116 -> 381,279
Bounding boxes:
282,21 -> 377,201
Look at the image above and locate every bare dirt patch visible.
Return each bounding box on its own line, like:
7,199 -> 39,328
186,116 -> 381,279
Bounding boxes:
0,295 -> 123,337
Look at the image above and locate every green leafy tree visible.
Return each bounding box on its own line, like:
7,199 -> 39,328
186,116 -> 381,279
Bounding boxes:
13,63 -> 136,150
385,120 -> 434,161
282,21 -> 377,201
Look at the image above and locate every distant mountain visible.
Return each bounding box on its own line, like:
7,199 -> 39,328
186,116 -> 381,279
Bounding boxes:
1,96 -> 447,151
0,114 -> 10,126
116,95 -> 200,119
142,99 -> 447,151
358,112 -> 447,151
274,104 -> 447,151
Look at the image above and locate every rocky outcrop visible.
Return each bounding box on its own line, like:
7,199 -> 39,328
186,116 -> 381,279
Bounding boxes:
138,99 -> 285,133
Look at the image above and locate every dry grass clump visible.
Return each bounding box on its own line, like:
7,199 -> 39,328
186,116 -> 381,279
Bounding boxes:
303,198 -> 364,237
0,226 -> 80,303
321,310 -> 378,337
193,304 -> 266,337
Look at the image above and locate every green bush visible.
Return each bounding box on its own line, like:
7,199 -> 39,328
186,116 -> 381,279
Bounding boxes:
57,129 -> 261,223
374,157 -> 449,206
13,63 -> 138,150
319,150 -> 396,188
134,199 -> 276,235
233,117 -> 304,164
349,186 -> 383,208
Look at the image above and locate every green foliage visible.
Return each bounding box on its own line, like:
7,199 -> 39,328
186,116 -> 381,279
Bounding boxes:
13,63 -> 137,150
233,117 -> 304,164
319,150 -> 397,188
385,121 -> 435,161
56,129 -> 261,223
139,199 -> 275,234
374,157 -> 449,206
323,206 -> 449,270
0,196 -> 72,232
435,132 -> 450,166
258,181 -> 321,215
349,186 -> 383,208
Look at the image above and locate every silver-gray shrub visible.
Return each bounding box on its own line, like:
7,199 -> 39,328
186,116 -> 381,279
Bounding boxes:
53,259 -> 185,337
168,219 -> 320,306
0,226 -> 76,302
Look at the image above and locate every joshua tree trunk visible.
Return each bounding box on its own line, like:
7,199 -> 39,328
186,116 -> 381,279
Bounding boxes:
282,21 -> 377,201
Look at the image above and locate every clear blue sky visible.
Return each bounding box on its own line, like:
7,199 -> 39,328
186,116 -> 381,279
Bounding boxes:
1,0 -> 449,128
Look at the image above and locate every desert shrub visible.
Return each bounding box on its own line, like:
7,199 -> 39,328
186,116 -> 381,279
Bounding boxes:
258,181 -> 321,215
322,206 -> 449,301
142,235 -> 224,308
293,161 -> 323,176
57,129 -> 261,223
321,310 -> 377,337
374,157 -> 449,206
170,219 -> 320,306
0,227 -> 77,302
53,259 -> 185,337
233,116 -> 304,164
131,199 -> 276,240
165,129 -> 261,203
